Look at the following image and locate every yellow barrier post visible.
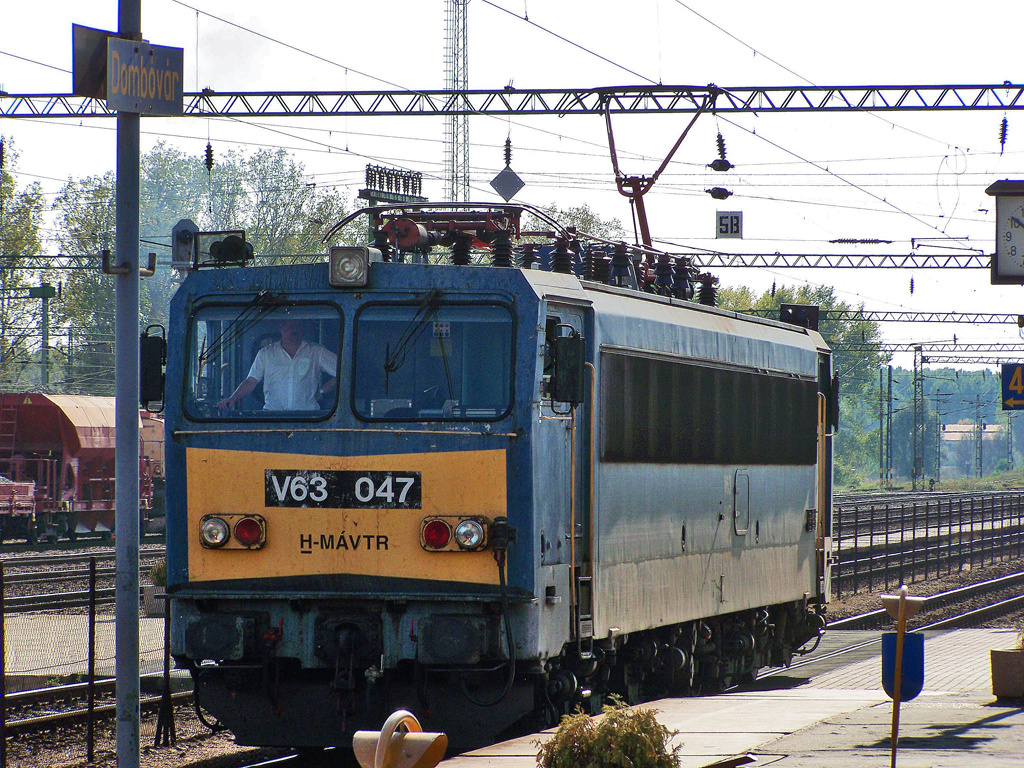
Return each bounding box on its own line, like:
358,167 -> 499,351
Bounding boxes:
880,586 -> 924,768
353,710 -> 448,768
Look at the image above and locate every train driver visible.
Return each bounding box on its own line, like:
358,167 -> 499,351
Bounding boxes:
217,319 -> 338,411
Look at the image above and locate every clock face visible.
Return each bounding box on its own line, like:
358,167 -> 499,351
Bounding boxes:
996,196 -> 1024,277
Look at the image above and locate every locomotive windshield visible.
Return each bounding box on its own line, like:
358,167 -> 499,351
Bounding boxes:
186,303 -> 342,420
353,301 -> 513,421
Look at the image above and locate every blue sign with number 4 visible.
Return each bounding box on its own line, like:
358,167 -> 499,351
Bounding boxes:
1001,363 -> 1024,410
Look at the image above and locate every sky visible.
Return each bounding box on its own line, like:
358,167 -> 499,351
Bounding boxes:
2,0 -> 1024,371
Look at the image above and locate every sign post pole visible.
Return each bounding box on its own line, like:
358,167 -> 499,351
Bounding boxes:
880,586 -> 925,768
113,2 -> 142,765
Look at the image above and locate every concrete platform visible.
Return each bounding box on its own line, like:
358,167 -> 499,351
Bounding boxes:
444,629 -> 1024,768
2,612 -> 167,681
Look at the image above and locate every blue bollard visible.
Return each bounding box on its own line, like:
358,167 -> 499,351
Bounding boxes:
881,632 -> 925,701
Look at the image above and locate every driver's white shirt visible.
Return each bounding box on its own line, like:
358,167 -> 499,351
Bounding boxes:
247,341 -> 337,410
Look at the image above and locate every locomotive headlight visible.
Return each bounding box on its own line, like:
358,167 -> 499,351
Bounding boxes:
329,246 -> 381,288
454,519 -> 485,550
200,516 -> 230,548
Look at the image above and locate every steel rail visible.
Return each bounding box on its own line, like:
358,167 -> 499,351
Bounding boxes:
753,573 -> 1024,680
2,690 -> 191,735
0,545 -> 165,567
827,570 -> 1024,630
4,588 -> 116,611
1,567 -> 116,585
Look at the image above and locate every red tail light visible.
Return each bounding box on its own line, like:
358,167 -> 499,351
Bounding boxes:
234,516 -> 265,548
422,519 -> 452,549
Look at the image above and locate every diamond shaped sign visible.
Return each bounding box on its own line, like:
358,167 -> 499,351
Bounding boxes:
490,167 -> 525,202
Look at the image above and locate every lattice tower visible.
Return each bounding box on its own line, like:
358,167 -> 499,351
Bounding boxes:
444,0 -> 470,202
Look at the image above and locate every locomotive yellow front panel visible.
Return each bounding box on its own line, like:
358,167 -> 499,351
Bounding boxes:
186,446 -> 506,584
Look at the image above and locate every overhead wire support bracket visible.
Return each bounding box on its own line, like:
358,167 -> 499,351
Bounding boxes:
102,250 -> 156,277
602,85 -> 721,249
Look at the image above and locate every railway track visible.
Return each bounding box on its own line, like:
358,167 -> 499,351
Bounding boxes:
750,572 -> 1024,684
827,570 -> 1024,631
827,573 -> 1024,630
0,545 -> 166,610
0,543 -> 166,568
1,678 -> 192,736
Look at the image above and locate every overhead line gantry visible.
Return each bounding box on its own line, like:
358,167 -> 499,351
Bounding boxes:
691,252 -> 991,269
741,310 -> 1024,324
0,252 -> 1004,270
837,342 -> 1024,354
2,83 -> 1022,119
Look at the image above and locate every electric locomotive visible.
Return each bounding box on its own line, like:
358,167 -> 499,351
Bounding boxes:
162,203 -> 835,750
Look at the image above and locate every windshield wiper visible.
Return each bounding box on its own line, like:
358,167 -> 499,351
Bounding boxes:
196,291 -> 284,373
383,289 -> 444,393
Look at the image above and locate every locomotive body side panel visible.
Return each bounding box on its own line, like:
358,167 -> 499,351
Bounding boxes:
580,286 -> 824,638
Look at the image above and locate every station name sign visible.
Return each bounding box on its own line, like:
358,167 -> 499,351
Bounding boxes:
106,38 -> 183,116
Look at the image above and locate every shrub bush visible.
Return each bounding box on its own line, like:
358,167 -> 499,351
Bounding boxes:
150,558 -> 167,587
536,699 -> 680,768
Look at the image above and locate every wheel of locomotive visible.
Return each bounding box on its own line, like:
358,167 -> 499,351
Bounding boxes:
736,668 -> 758,686
666,624 -> 698,696
665,648 -> 695,697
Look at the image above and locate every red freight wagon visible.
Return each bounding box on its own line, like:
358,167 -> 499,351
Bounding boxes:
0,394 -> 160,543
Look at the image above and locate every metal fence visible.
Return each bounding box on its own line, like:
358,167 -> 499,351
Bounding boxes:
833,492 -> 1024,598
0,559 -> 212,767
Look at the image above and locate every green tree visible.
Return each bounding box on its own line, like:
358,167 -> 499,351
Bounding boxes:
49,171 -> 119,394
47,145 -> 355,395
212,148 -> 351,255
0,144 -> 49,390
528,202 -> 627,243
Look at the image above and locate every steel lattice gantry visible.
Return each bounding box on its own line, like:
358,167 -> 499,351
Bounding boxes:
6,254 -> 1007,271
1,253 -> 1011,272
839,343 -> 1024,354
2,83 -> 1023,119
691,253 -> 992,269
741,310 -> 1024,324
